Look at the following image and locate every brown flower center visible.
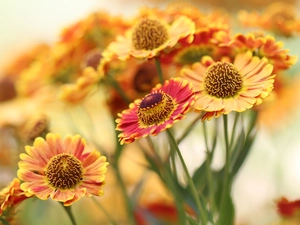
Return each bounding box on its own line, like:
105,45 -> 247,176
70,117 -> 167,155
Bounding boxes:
270,8 -> 296,23
45,153 -> 83,190
204,62 -> 243,98
23,116 -> 48,142
132,18 -> 169,50
133,62 -> 158,93
0,77 -> 17,102
138,92 -> 175,127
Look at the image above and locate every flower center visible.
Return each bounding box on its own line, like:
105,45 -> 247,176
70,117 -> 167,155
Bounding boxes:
271,8 -> 296,23
176,46 -> 213,65
204,62 -> 243,98
45,153 -> 83,190
133,62 -> 158,93
132,18 -> 169,50
81,48 -> 102,70
24,116 -> 48,142
0,77 -> 17,102
138,91 -> 175,127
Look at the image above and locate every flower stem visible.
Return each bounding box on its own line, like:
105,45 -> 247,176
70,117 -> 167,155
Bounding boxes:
108,75 -> 131,104
177,113 -> 203,144
219,115 -> 231,214
60,203 -> 77,225
154,57 -> 164,84
203,121 -> 217,217
229,112 -> 240,150
114,163 -> 136,225
166,129 -> 207,224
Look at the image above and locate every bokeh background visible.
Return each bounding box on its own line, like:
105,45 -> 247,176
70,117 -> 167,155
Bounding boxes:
1,1 -> 300,225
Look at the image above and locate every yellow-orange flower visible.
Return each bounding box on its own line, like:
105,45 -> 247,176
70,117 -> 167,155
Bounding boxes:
0,178 -> 31,223
181,51 -> 275,120
60,67 -> 101,104
238,2 -> 300,37
228,33 -> 297,73
256,73 -> 300,130
160,27 -> 231,66
17,133 -> 108,206
105,15 -> 195,60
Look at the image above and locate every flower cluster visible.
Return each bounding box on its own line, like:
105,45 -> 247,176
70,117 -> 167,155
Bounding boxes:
0,1 -> 299,225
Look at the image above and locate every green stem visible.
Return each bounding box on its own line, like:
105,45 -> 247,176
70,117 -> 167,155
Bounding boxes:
114,163 -> 136,225
166,129 -> 207,224
60,204 -> 77,225
177,113 -> 203,144
154,57 -> 164,84
170,147 -> 178,179
219,115 -> 231,214
203,122 -> 217,218
113,119 -> 136,225
108,75 -> 131,104
246,110 -> 258,137
229,113 -> 240,150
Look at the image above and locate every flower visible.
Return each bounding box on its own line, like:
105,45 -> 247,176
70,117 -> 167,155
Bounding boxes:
227,33 -> 297,73
60,67 -> 101,104
181,51 -> 275,120
238,2 -> 300,37
160,27 -> 231,66
106,60 -> 161,118
256,73 -> 300,130
17,133 -> 109,206
116,78 -> 196,144
0,178 -> 31,223
105,15 -> 195,60
277,197 -> 300,218
134,202 -> 178,225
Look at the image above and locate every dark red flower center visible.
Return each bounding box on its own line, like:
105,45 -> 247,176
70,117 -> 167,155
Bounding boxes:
140,93 -> 162,109
138,91 -> 175,126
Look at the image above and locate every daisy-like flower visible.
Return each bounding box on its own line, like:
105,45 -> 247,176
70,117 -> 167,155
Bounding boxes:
60,67 -> 101,104
105,15 -> 195,60
106,60 -> 161,118
181,51 -> 275,120
227,33 -> 297,73
238,2 -> 300,37
17,133 -> 108,206
160,27 -> 231,66
116,78 -> 196,144
257,74 -> 300,130
0,178 -> 31,223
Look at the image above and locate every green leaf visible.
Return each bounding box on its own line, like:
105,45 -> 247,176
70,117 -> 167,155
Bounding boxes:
230,127 -> 245,174
216,191 -> 235,225
162,165 -> 187,225
231,132 -> 256,177
186,214 -> 199,225
143,152 -> 163,177
191,160 -> 208,191
0,217 -> 11,225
